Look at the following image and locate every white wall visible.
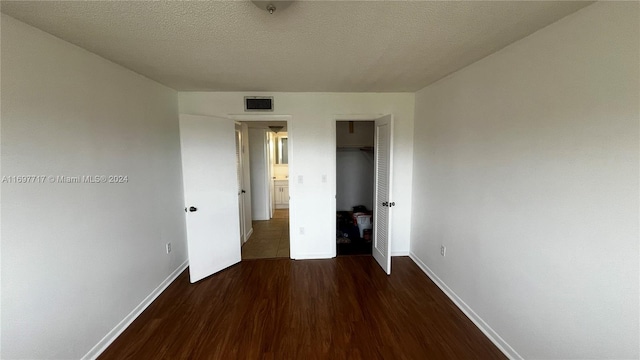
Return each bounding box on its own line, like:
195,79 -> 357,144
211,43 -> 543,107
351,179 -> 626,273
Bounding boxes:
248,128 -> 270,220
267,131 -> 276,216
336,121 -> 375,211
410,3 -> 639,359
1,15 -> 187,359
336,150 -> 374,212
272,165 -> 289,180
336,121 -> 375,148
180,93 -> 414,258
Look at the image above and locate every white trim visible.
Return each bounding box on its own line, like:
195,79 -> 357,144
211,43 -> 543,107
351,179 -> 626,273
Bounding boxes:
81,260 -> 189,360
227,114 -> 296,259
334,114 -> 384,121
294,252 -> 334,260
408,252 -> 523,360
228,114 -> 292,122
391,250 -> 409,256
265,131 -> 274,220
244,227 -> 253,243
331,115 -> 386,259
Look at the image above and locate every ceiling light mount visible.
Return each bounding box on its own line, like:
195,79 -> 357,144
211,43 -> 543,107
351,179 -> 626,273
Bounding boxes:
269,126 -> 284,134
251,1 -> 293,15
266,4 -> 276,14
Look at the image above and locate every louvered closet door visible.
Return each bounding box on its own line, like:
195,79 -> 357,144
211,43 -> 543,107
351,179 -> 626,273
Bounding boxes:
373,114 -> 393,275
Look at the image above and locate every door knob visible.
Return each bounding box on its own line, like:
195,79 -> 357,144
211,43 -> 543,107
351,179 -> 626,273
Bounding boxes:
188,206 -> 197,212
241,190 -> 246,194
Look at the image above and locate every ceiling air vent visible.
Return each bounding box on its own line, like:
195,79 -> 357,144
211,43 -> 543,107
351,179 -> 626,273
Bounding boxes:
244,96 -> 274,112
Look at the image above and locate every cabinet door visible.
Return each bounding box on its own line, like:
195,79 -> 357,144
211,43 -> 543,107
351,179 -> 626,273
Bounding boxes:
282,186 -> 289,205
274,185 -> 282,205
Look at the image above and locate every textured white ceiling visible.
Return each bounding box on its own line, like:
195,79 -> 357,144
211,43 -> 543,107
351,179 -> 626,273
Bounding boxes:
1,1 -> 592,92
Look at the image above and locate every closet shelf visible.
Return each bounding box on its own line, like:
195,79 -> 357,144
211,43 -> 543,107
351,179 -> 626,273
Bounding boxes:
337,146 -> 374,152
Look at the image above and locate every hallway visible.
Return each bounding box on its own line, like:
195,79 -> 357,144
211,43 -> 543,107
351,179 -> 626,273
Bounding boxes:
241,209 -> 289,259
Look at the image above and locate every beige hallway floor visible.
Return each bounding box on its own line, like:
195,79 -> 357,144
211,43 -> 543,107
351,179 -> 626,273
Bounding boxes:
242,209 -> 289,259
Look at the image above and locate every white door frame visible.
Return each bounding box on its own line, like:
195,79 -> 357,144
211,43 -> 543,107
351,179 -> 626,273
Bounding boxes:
330,114 -> 388,258
228,114 -> 294,258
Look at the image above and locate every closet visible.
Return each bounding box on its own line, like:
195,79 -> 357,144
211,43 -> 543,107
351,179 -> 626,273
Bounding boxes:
336,121 -> 375,255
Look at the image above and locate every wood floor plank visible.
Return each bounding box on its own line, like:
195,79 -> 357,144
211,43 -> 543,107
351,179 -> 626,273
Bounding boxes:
99,257 -> 506,360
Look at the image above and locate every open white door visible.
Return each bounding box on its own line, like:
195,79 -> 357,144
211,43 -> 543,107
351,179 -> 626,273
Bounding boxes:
373,114 -> 393,275
235,123 -> 246,245
180,114 -> 241,283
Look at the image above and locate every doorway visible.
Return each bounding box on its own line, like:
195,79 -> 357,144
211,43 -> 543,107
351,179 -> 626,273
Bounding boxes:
332,114 -> 393,275
179,114 -> 294,283
240,121 -> 291,259
336,121 -> 375,256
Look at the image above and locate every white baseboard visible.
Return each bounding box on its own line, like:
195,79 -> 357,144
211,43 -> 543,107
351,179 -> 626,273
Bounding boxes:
82,259 -> 189,360
294,251 -> 408,259
391,250 -> 409,256
408,252 -> 523,360
244,228 -> 253,243
294,252 -> 334,260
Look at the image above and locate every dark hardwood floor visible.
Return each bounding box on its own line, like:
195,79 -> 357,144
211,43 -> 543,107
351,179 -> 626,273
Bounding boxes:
99,257 -> 506,360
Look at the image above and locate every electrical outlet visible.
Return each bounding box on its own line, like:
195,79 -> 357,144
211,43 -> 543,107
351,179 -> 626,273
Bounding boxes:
166,242 -> 172,254
440,245 -> 446,257
299,227 -> 305,235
